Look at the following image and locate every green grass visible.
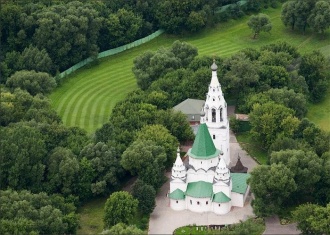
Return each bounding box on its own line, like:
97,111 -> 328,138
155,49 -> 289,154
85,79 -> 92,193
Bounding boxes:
50,6 -> 330,133
77,197 -> 107,235
236,132 -> 268,165
306,88 -> 330,132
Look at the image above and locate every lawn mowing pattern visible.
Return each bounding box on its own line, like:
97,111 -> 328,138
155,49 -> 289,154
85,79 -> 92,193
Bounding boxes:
50,6 -> 330,133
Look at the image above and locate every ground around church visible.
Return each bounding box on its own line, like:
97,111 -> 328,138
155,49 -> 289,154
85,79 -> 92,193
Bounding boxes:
148,130 -> 301,235
148,130 -> 256,234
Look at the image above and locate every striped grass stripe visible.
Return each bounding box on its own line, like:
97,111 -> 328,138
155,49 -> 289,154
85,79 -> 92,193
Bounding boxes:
49,6 -> 329,133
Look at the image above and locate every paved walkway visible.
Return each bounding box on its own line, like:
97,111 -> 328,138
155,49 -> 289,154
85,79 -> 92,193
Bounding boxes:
148,131 -> 258,234
263,216 -> 300,235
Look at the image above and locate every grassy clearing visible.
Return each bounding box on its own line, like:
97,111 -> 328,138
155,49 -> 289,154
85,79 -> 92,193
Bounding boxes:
50,5 -> 329,133
236,132 -> 268,165
306,88 -> 330,132
77,197 -> 107,235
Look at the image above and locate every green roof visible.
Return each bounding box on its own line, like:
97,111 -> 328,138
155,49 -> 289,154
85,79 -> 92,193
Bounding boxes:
169,189 -> 185,200
212,192 -> 231,203
231,173 -> 250,194
186,181 -> 213,198
189,124 -> 220,159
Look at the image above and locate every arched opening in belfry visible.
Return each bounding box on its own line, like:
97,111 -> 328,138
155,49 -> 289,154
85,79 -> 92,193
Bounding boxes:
212,109 -> 216,122
220,108 -> 223,121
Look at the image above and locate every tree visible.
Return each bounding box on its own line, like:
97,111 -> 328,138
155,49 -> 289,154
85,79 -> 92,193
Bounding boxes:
259,65 -> 290,89
259,50 -> 294,67
270,150 -> 323,193
170,40 -> 198,67
156,0 -> 207,34
248,164 -> 297,216
299,50 -> 328,102
0,123 -> 46,192
103,8 -> 143,48
0,88 -> 62,126
0,189 -> 78,235
80,142 -> 124,196
33,1 -> 102,71
135,124 -> 179,168
121,140 -> 167,190
103,191 -> 138,228
247,13 -> 272,39
245,88 -> 307,118
132,179 -> 156,214
249,102 -> 300,148
222,53 -> 260,98
294,0 -> 315,32
308,1 -> 330,34
156,109 -> 195,143
133,48 -> 180,90
5,45 -> 55,76
293,203 -> 330,235
261,40 -> 300,58
102,223 -> 145,235
94,122 -> 115,143
186,11 -> 207,32
46,147 -> 80,196
6,70 -> 56,95
281,1 -> 296,30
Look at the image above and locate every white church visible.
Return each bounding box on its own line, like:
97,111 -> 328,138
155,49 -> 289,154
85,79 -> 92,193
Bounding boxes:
169,61 -> 250,215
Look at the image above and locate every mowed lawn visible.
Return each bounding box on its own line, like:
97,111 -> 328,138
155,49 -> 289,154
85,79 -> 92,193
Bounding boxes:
49,6 -> 330,133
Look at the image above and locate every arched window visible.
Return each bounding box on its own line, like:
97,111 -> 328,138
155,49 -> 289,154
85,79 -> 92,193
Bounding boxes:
220,108 -> 223,121
213,135 -> 215,139
212,109 -> 216,122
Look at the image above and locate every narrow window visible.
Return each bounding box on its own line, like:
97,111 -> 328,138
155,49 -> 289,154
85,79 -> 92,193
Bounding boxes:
197,201 -> 200,205
220,108 -> 223,121
190,200 -> 192,205
212,109 -> 216,122
218,204 -> 221,207
201,161 -> 202,164
176,200 -> 178,203
206,201 -> 208,205
213,135 -> 215,139
192,115 -> 195,120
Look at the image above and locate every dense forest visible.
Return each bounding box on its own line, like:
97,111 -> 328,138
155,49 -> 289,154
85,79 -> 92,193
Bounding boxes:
1,0 -> 330,234
0,0 -> 289,81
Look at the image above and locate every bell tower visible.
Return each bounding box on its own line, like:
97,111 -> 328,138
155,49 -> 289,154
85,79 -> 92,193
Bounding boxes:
200,60 -> 230,166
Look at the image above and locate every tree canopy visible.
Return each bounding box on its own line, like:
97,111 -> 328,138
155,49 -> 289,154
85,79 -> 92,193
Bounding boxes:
103,191 -> 138,228
247,13 -> 272,39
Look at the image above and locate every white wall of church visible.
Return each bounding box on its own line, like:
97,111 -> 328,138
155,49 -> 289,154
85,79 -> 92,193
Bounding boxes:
231,192 -> 244,207
213,184 -> 231,197
189,157 -> 218,171
170,181 -> 187,193
186,170 -> 215,183
212,201 -> 231,215
170,199 -> 186,211
186,196 -> 211,213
